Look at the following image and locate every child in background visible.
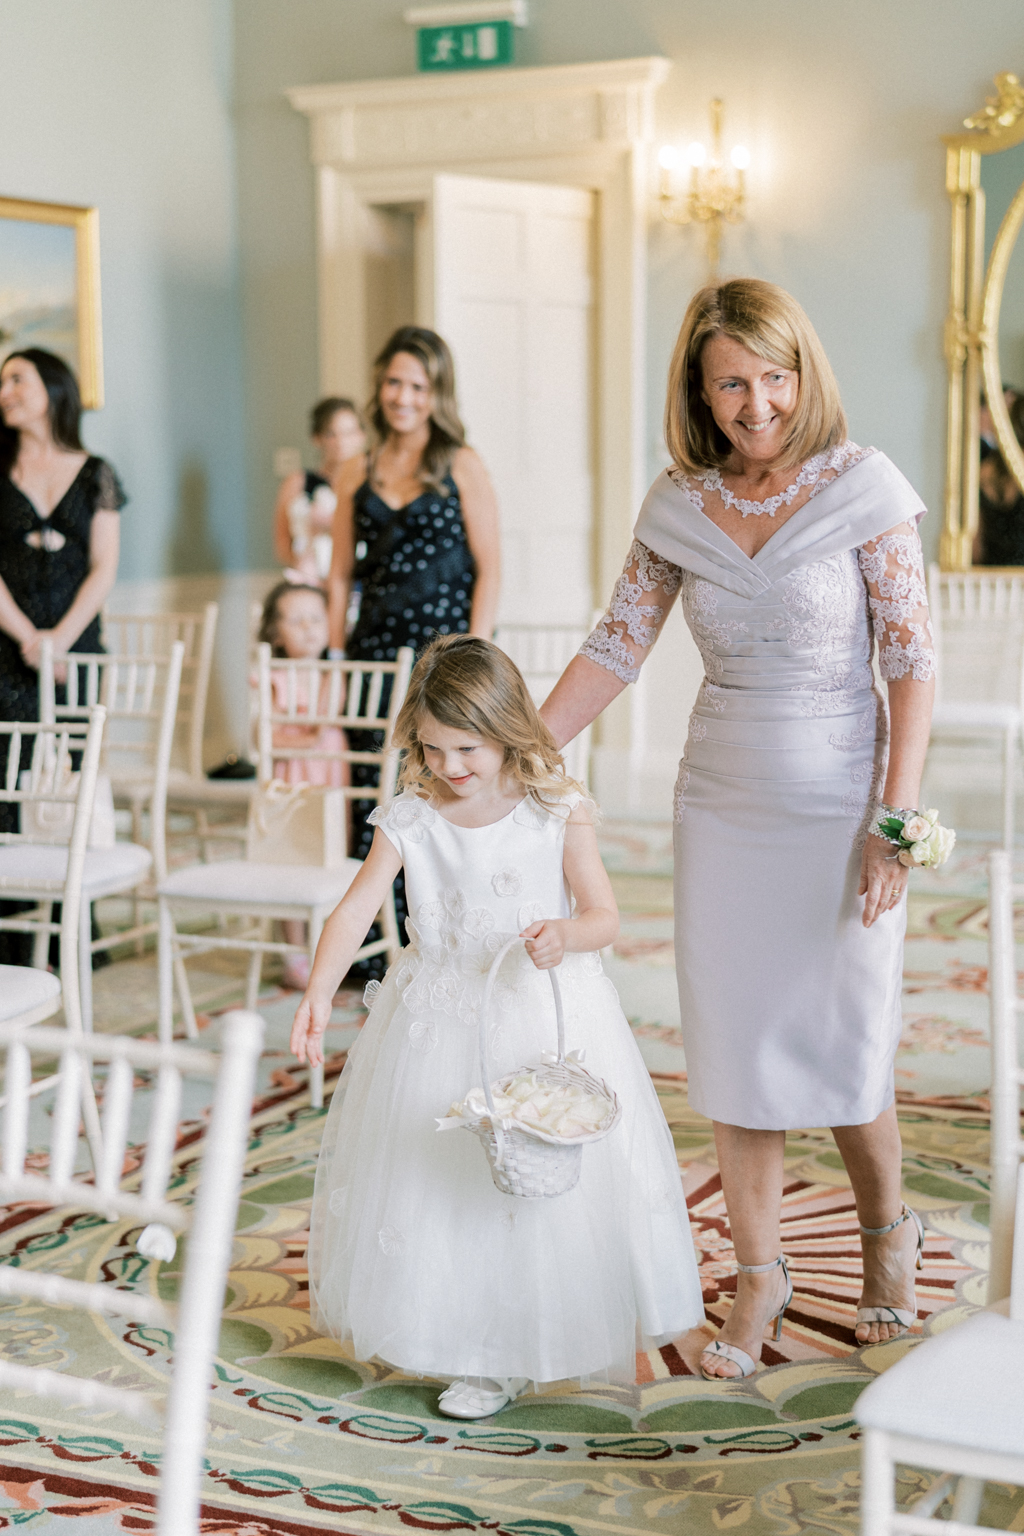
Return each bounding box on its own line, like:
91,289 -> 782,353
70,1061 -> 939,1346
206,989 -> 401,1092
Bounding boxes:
274,398 -> 366,585
259,581 -> 347,989
291,634 -> 703,1419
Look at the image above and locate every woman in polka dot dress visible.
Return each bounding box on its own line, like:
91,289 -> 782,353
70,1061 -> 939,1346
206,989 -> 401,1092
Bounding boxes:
327,327 -> 501,972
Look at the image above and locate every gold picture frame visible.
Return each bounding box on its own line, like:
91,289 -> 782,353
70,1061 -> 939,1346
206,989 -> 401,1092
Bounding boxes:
0,194 -> 103,410
942,74 -> 1024,568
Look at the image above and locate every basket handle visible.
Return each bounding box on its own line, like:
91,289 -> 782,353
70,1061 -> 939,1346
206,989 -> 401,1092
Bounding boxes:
478,936 -> 564,1123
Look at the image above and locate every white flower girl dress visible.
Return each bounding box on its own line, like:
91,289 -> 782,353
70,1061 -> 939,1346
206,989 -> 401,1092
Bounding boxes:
307,790 -> 704,1386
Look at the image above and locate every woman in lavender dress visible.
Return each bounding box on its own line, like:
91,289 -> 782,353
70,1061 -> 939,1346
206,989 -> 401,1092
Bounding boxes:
542,281 -> 936,1381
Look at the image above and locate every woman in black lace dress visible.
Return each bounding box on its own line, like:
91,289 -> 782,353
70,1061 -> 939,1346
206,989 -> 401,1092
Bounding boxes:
0,348 -> 125,960
326,326 -> 500,974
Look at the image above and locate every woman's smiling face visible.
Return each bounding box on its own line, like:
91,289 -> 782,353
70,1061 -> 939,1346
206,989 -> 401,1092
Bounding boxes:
700,333 -> 799,468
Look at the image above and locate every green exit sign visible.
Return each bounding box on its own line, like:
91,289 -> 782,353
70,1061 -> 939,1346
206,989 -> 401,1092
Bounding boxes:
417,19 -> 514,70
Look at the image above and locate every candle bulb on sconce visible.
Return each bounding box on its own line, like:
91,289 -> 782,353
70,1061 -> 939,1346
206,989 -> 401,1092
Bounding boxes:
658,99 -> 749,277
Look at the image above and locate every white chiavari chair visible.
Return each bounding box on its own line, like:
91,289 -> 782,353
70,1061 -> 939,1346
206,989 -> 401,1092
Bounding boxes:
853,847 -> 1024,1531
0,1009 -> 264,1536
37,641 -> 184,1027
926,566 -> 1024,850
158,644 -> 413,1105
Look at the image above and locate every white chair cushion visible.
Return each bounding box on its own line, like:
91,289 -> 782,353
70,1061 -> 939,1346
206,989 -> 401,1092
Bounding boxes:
0,843 -> 153,898
159,858 -> 361,908
932,701 -> 1021,729
855,1312 -> 1024,1456
0,966 -> 61,1022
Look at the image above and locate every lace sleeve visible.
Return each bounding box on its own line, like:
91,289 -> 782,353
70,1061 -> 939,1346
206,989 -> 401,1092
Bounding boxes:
857,524 -> 935,682
578,539 -> 682,684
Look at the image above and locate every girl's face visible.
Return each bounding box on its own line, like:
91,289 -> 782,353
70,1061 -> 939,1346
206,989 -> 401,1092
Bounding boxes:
378,351 -> 434,438
274,588 -> 329,659
0,357 -> 51,435
315,409 -> 365,472
417,712 -> 505,799
700,333 -> 799,469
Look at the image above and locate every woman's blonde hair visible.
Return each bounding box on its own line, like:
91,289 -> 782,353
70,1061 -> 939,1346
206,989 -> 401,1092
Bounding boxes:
394,635 -> 584,805
664,278 -> 847,473
369,326 -> 466,493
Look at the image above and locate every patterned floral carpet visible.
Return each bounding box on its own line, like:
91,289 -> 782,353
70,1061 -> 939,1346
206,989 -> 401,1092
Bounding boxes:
0,833 -> 1020,1532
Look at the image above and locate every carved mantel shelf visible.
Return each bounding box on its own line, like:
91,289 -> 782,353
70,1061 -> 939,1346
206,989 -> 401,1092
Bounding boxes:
287,57 -> 669,174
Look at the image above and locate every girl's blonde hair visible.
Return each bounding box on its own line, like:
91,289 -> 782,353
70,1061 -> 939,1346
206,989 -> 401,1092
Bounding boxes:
664,278 -> 847,474
395,635 -> 585,805
368,326 -> 466,493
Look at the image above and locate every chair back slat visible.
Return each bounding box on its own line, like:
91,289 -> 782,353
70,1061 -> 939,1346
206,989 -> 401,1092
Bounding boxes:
104,605 -> 218,777
97,1055 -> 135,1199
2,1041 -> 30,1178
928,565 -> 1024,709
0,711 -> 106,1054
141,1065 -> 183,1207
49,1050 -> 83,1186
0,1023 -> 248,1227
39,643 -> 183,883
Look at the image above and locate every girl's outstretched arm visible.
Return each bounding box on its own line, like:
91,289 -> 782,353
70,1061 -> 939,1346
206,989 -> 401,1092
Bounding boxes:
291,828 -> 403,1066
521,804 -> 619,969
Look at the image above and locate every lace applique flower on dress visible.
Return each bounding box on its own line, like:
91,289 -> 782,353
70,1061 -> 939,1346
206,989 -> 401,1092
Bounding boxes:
512,797 -> 552,830
580,540 -> 683,684
492,868 -> 524,897
408,1020 -> 438,1054
369,793 -> 436,843
857,526 -> 935,682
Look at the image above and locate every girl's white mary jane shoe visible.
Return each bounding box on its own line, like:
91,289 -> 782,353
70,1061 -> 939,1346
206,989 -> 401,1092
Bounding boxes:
437,1377 -> 529,1419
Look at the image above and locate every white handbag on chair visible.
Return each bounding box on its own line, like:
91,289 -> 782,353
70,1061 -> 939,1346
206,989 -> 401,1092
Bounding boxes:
246,780 -> 347,868
18,768 -> 117,849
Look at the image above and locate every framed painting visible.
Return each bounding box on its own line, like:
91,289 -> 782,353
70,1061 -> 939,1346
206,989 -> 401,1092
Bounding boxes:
0,195 -> 103,409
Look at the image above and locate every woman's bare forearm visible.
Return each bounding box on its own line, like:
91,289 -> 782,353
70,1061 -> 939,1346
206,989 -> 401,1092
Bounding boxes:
540,654 -> 625,749
882,675 -> 935,807
0,575 -> 36,648
469,561 -> 500,638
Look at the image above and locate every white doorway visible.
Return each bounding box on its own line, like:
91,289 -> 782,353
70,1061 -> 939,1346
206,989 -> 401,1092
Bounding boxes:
432,174 -> 594,627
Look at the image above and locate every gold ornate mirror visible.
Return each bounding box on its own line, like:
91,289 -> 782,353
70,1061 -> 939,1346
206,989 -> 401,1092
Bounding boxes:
943,73 -> 1024,568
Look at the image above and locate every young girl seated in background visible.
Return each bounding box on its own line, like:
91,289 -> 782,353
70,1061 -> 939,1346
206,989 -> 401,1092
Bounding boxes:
259,581 -> 348,989
291,635 -> 703,1419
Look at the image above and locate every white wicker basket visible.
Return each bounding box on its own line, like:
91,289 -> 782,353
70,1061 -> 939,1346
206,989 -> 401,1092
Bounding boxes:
462,936 -> 621,1199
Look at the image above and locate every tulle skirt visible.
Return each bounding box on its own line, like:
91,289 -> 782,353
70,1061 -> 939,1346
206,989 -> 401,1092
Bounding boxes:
308,948 -> 704,1383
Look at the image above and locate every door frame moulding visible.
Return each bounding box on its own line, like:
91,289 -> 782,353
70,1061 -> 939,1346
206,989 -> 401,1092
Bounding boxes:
287,56 -> 670,604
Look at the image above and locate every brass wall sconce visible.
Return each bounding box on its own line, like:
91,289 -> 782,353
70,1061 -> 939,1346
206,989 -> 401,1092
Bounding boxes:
658,98 -> 749,277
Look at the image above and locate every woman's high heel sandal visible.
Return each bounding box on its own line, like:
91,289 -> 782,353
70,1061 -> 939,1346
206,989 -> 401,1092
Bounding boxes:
855,1203 -> 924,1341
700,1255 -> 793,1381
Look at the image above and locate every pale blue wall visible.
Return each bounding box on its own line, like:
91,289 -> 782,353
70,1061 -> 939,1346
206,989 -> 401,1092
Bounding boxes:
5,2 -> 1024,576
235,0 -> 1024,566
0,0 -> 247,578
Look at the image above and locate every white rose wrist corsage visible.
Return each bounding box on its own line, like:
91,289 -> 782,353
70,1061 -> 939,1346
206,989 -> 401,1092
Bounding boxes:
873,805 -> 956,868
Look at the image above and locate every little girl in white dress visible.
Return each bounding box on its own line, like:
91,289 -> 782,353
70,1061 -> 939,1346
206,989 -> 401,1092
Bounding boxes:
291,635 -> 703,1418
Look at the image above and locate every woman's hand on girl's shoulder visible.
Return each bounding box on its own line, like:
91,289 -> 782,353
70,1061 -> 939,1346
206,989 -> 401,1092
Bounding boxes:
290,988 -> 333,1067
